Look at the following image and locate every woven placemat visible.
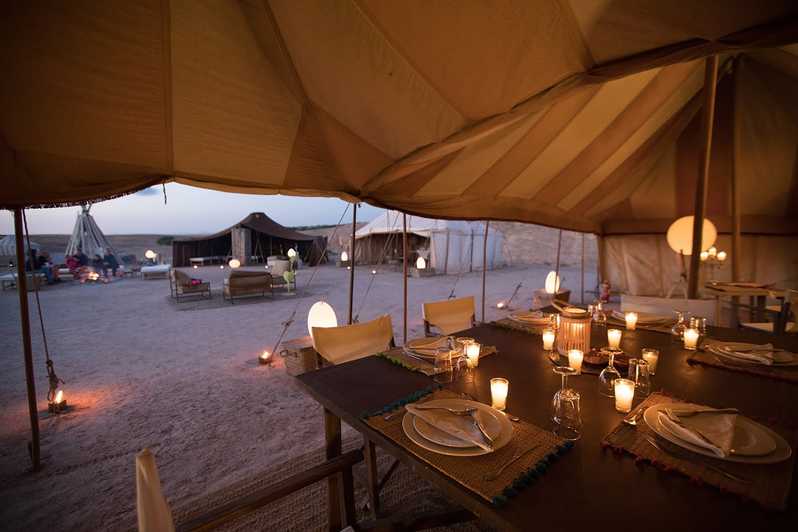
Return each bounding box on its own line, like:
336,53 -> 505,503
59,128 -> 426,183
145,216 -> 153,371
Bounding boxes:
379,345 -> 498,376
606,317 -> 674,334
687,350 -> 798,384
602,392 -> 797,510
366,389 -> 572,506
490,318 -> 547,335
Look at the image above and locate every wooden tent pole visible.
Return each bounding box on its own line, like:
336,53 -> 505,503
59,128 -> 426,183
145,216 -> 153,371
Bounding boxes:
554,229 -> 563,285
402,214 -> 408,344
688,55 -> 719,299
347,204 -> 357,325
14,208 -> 41,471
731,56 -> 742,284
481,221 -> 489,323
580,233 -> 586,304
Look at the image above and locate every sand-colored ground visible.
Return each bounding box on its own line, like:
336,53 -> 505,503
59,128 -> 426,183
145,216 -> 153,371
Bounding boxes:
0,262 -> 596,531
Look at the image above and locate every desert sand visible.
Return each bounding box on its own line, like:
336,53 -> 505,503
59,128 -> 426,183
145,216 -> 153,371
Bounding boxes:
0,260 -> 596,531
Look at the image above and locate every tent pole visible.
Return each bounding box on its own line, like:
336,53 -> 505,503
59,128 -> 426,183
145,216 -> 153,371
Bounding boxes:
347,203 -> 357,324
730,56 -> 742,284
481,221 -> 489,323
554,229 -> 563,286
580,233 -> 585,304
688,55 -> 719,299
402,214 -> 408,344
13,208 -> 41,471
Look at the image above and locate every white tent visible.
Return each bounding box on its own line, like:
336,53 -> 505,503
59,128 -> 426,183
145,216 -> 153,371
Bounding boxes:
65,205 -> 116,258
355,211 -> 505,274
0,235 -> 39,257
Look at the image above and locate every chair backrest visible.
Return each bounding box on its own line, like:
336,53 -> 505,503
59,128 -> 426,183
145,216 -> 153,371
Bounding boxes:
229,270 -> 271,289
620,294 -> 717,325
422,296 -> 476,335
173,269 -> 192,287
313,315 -> 394,365
136,449 -> 175,532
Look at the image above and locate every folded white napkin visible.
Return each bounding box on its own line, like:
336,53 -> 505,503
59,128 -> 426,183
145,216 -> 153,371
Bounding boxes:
658,406 -> 738,458
406,404 -> 493,451
705,340 -> 779,365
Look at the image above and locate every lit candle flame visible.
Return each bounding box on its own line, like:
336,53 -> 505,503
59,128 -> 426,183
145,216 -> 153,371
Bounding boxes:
260,350 -> 271,361
54,390 -> 64,403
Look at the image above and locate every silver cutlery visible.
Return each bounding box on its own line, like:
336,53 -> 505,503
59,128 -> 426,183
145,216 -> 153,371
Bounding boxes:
471,412 -> 495,448
483,444 -> 541,481
622,405 -> 647,426
459,392 -> 520,422
643,436 -> 751,484
412,405 -> 478,416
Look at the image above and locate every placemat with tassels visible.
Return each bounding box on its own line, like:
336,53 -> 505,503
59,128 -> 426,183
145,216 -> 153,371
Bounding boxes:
602,392 -> 797,510
378,345 -> 498,376
687,350 -> 798,384
365,389 -> 572,507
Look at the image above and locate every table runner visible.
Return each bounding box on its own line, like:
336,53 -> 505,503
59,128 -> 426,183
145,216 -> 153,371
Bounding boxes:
379,345 -> 497,376
687,350 -> 798,384
602,392 -> 796,510
366,389 -> 572,506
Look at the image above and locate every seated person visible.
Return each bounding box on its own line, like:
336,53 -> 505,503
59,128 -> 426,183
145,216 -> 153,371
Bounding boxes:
75,249 -> 89,267
103,249 -> 119,277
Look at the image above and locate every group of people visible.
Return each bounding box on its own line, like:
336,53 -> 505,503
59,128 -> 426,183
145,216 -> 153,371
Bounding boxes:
25,249 -> 60,284
65,248 -> 120,283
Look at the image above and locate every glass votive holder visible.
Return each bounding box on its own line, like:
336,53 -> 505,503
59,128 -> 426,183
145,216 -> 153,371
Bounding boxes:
608,328 -> 622,349
542,329 -> 556,351
490,377 -> 509,411
683,328 -> 699,350
568,349 -> 583,374
628,358 -> 651,396
642,348 -> 659,375
625,312 -> 638,331
614,378 -> 635,413
465,341 -> 480,369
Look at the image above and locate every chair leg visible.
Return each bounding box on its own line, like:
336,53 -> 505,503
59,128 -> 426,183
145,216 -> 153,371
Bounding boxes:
364,438 -> 381,518
341,465 -> 356,528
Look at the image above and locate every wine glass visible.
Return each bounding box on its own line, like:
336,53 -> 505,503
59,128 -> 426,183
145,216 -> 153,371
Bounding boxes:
671,311 -> 688,337
592,300 -> 607,328
552,366 -> 581,441
598,349 -> 622,397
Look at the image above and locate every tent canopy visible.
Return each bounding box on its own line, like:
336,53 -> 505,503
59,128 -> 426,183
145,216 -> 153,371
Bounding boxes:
2,1 -> 797,235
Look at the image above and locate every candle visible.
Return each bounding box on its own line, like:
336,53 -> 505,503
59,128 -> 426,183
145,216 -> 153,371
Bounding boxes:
717,251 -> 727,262
568,349 -> 583,374
683,328 -> 699,350
608,328 -> 622,349
490,378 -> 509,411
642,348 -> 659,375
465,342 -> 481,368
259,350 -> 273,365
542,329 -> 556,351
614,379 -> 635,413
625,312 -> 638,331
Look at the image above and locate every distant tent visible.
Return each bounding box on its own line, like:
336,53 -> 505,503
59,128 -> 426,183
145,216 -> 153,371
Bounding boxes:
0,235 -> 40,257
354,211 -> 506,274
65,204 -> 116,258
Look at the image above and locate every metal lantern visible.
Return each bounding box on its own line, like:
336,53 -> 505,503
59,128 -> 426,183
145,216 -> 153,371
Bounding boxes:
556,309 -> 591,356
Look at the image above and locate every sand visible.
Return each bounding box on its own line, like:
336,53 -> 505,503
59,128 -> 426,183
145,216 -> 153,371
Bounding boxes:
0,263 -> 596,531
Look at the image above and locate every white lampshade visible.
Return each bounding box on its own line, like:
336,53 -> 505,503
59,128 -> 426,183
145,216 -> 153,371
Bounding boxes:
287,248 -> 297,258
308,301 -> 338,338
416,256 -> 426,270
228,258 -> 241,268
144,249 -> 156,260
665,216 -> 717,255
717,251 -> 727,261
544,271 -> 560,294
340,251 -> 349,262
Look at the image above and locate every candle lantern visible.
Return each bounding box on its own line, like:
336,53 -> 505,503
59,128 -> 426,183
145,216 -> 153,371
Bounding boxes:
556,310 -> 591,356
48,389 -> 67,413
259,350 -> 273,365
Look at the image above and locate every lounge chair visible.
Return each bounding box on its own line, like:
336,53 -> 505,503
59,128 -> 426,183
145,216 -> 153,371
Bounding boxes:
422,296 -> 476,336
171,270 -> 211,302
141,264 -> 171,280
222,270 -> 273,303
312,315 -> 394,365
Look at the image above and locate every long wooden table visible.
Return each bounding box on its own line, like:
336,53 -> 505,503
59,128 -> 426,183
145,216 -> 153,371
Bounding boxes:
297,323 -> 798,531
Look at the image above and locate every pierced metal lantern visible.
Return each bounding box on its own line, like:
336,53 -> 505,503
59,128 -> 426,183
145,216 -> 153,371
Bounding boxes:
556,310 -> 591,356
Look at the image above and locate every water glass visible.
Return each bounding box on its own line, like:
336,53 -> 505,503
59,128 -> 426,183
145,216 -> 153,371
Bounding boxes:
628,358 -> 651,396
552,366 -> 581,441
433,348 -> 454,384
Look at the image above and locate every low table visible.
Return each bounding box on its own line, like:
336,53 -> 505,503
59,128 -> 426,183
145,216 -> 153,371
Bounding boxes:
141,264 -> 171,280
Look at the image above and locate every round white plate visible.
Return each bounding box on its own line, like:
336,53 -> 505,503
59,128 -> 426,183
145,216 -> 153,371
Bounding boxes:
644,404 -> 791,464
711,346 -> 798,366
412,399 -> 503,448
402,401 -> 513,457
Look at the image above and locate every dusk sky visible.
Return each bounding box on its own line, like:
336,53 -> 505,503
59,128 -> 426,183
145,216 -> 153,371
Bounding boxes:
0,184 -> 382,235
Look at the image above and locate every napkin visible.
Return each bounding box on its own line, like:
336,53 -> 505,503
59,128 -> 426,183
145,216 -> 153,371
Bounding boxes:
658,406 -> 738,457
406,336 -> 450,355
704,340 -> 780,365
510,311 -> 549,324
610,310 -> 671,324
406,404 -> 493,451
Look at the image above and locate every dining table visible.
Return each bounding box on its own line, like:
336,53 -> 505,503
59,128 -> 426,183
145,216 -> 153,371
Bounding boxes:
296,320 -> 798,531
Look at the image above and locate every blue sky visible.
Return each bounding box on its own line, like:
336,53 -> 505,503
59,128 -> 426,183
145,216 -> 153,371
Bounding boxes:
0,184 -> 382,235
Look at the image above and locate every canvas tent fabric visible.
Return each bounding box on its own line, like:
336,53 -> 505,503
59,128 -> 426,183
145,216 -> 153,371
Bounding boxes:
355,211 -> 506,273
0,235 -> 39,257
171,212 -> 325,267
65,205 -> 117,258
1,1 -> 797,237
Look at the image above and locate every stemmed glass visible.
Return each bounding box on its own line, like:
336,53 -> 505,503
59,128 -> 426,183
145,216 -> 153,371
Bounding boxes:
671,311 -> 688,337
598,349 -> 622,397
591,300 -> 607,328
552,366 -> 581,441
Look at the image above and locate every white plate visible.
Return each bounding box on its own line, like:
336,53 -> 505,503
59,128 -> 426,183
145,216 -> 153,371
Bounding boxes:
644,404 -> 791,464
402,400 -> 513,457
707,345 -> 798,367
412,399 -> 503,448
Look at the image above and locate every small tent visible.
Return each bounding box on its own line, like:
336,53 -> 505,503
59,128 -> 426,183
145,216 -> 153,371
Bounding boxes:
0,235 -> 39,259
354,211 -> 505,274
65,204 -> 116,258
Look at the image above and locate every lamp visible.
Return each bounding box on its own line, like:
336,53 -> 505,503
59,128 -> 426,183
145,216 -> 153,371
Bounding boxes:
416,256 -> 426,270
340,251 -> 349,262
259,350 -> 273,365
144,249 -> 157,260
556,308 -> 591,356
287,248 -> 297,259
544,271 -> 560,294
228,259 -> 241,268
48,388 -> 67,413
308,301 -> 338,338
665,216 -> 718,298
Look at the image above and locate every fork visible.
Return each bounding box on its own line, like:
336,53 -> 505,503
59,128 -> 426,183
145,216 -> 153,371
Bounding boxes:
643,436 -> 751,484
483,444 -> 541,481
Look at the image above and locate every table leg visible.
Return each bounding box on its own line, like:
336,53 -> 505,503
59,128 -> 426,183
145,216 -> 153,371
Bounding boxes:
324,408 -> 343,531
756,295 -> 766,323
364,437 -> 381,518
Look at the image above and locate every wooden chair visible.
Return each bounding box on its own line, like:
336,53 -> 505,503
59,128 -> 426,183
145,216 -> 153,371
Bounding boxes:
172,270 -> 211,302
741,289 -> 797,334
222,270 -> 273,303
135,448 -> 362,532
312,315 -> 395,365
422,296 -> 476,336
